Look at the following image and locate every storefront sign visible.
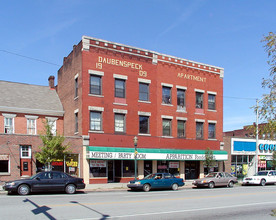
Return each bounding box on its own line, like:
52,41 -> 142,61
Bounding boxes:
52,161 -> 63,166
66,159 -> 78,167
90,160 -> 106,167
169,162 -> 179,168
88,151 -> 226,161
259,144 -> 276,151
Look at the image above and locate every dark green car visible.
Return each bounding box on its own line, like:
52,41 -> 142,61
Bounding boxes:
127,173 -> 185,192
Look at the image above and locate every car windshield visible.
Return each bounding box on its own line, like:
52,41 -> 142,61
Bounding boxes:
205,173 -> 217,178
255,171 -> 268,176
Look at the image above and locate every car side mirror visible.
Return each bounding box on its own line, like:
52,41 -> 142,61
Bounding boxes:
35,177 -> 40,181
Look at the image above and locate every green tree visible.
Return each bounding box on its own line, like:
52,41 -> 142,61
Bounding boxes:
35,120 -> 70,170
272,151 -> 276,169
257,32 -> 276,139
203,147 -> 216,174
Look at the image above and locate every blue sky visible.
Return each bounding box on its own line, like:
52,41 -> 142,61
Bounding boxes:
0,0 -> 274,131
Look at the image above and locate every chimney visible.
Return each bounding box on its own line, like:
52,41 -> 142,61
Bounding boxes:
48,75 -> 55,89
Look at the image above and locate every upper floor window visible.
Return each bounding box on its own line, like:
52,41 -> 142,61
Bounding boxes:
196,92 -> 203,109
90,111 -> 102,131
75,112 -> 78,133
114,113 -> 125,133
27,118 -> 37,135
139,83 -> 149,101
162,86 -> 171,104
3,114 -> 15,134
90,75 -> 102,95
196,121 -> 204,139
208,94 -> 216,110
115,79 -> 126,98
177,89 -> 186,110
46,117 -> 57,135
162,119 -> 172,136
74,76 -> 78,98
177,120 -> 186,138
139,116 -> 149,134
208,123 -> 216,139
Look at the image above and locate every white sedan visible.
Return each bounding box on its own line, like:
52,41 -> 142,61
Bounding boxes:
242,170 -> 276,186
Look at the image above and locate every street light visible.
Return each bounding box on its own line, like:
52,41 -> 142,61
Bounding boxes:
133,136 -> 138,180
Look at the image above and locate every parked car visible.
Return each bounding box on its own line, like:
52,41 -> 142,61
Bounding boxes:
3,171 -> 85,195
127,173 -> 185,192
242,170 -> 276,186
192,172 -> 238,188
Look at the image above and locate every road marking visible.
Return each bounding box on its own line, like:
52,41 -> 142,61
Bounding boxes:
124,193 -> 169,198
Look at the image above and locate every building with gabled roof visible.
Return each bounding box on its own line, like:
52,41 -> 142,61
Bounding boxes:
0,77 -> 83,182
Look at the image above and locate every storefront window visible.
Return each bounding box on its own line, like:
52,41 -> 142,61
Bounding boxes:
65,154 -> 79,177
0,155 -> 9,173
168,161 -> 179,176
231,155 -> 250,178
123,160 -> 135,177
157,160 -> 169,173
144,161 -> 152,176
90,160 -> 107,177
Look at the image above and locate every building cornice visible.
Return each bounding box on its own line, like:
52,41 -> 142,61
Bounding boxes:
82,36 -> 224,78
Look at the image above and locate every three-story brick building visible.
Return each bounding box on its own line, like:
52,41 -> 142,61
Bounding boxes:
58,36 -> 227,184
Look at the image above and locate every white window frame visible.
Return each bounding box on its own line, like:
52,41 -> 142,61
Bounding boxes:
20,145 -> 32,159
3,114 -> 16,134
46,117 -> 57,135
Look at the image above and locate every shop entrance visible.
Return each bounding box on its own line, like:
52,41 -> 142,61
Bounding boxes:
108,160 -> 122,182
108,160 -> 114,182
185,161 -> 200,179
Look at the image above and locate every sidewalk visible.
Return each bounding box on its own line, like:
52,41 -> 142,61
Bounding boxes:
0,180 -> 194,194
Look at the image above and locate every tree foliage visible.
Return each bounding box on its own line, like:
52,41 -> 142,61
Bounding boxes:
35,120 -> 70,170
272,151 -> 276,170
255,32 -> 276,138
203,147 -> 216,173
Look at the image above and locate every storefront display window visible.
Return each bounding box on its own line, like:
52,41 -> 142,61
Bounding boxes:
0,155 -> 9,174
90,160 -> 107,177
123,160 -> 135,177
231,155 -> 254,178
168,161 -> 179,176
157,160 -> 168,173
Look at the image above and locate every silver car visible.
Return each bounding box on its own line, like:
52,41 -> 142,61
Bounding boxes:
193,172 -> 238,188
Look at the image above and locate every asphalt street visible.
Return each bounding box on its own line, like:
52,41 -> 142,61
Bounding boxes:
0,185 -> 276,219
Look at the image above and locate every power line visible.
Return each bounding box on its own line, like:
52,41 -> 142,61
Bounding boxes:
0,49 -> 60,66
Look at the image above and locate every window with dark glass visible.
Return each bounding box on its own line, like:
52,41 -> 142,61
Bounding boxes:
177,89 -> 185,110
115,114 -> 125,133
123,160 -> 135,177
162,86 -> 171,104
208,123 -> 216,139
196,122 -> 204,139
162,119 -> 171,136
139,83 -> 149,101
75,77 -> 78,97
177,120 -> 186,138
90,160 -> 107,177
115,79 -> 125,98
139,116 -> 149,134
196,92 -> 203,109
90,75 -> 102,95
75,112 -> 78,133
90,111 -> 102,131
208,94 -> 216,110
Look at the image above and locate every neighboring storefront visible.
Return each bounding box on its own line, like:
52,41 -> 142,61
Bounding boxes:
230,138 -> 276,178
85,146 -> 228,183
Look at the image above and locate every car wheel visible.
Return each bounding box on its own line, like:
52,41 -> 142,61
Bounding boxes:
228,181 -> 234,188
172,183 -> 179,191
208,182 -> 215,189
65,184 -> 76,194
18,184 -> 30,195
260,179 -> 266,186
143,184 -> 151,192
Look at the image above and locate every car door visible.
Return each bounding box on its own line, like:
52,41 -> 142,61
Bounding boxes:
151,174 -> 163,188
49,172 -> 68,191
267,171 -> 274,184
32,172 -> 52,191
215,173 -> 225,186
